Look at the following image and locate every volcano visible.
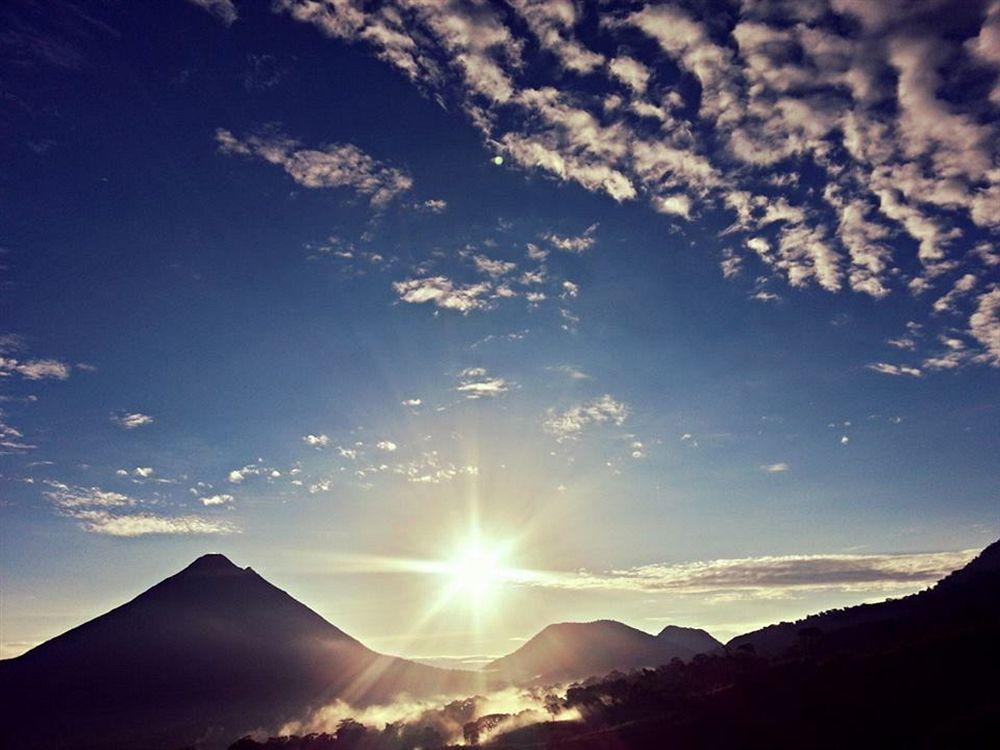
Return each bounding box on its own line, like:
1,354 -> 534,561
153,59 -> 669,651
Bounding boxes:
0,554 -> 478,749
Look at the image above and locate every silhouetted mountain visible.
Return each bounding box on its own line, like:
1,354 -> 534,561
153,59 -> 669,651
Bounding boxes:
727,539 -> 1000,657
656,625 -> 722,654
484,620 -> 720,684
0,554 -> 477,750
479,538 -> 1000,750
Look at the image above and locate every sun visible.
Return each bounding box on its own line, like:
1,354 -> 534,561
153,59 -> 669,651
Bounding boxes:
448,544 -> 504,597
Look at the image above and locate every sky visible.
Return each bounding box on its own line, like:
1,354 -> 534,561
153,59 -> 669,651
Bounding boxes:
1,0 -> 997,666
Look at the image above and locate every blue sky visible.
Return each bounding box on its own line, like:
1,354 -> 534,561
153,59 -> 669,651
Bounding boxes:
1,0 -> 997,664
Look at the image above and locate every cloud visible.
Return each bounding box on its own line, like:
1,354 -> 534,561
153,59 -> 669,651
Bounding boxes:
544,394 -> 629,441
544,224 -> 597,253
227,461 -> 280,484
933,273 -> 978,314
271,0 -> 1000,347
867,362 -> 923,377
216,128 -> 412,207
303,433 -> 330,448
455,367 -> 511,399
112,412 -> 154,429
547,364 -> 590,380
653,193 -> 693,219
376,440 -> 398,452
720,249 -> 742,278
401,398 -> 422,407
1,413 -> 35,452
69,511 -> 237,536
200,493 -> 233,506
522,548 -> 979,597
43,482 -> 134,509
561,280 -> 579,299
416,198 -> 448,213
472,254 -> 517,278
761,462 -> 790,473
0,338 -> 71,380
396,453 -> 479,484
608,55 -> 652,93
42,481 -> 235,536
969,286 -> 1000,366
0,357 -> 71,380
186,0 -> 237,26
393,276 -> 493,313
510,0 -> 604,74
526,243 -> 548,261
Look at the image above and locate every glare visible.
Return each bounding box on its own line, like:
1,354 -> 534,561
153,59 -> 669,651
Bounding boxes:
448,544 -> 505,599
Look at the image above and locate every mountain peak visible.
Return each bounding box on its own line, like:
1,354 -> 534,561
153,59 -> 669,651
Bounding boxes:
656,625 -> 723,654
181,553 -> 243,575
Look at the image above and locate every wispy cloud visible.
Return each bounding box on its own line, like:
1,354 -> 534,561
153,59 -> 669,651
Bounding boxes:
0,413 -> 35,452
216,128 -> 412,207
867,362 -> 923,377
455,367 -> 511,399
69,511 -> 237,537
522,549 -> 978,597
544,394 -> 629,441
42,481 -> 235,536
969,286 -> 1000,367
472,254 -> 517,278
544,224 -> 598,253
546,364 -> 590,380
0,336 -> 71,380
272,0 -> 1000,365
111,412 -> 155,429
0,357 -> 71,380
185,0 -> 237,26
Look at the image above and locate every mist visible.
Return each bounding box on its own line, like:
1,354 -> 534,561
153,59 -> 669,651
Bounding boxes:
270,685 -> 581,745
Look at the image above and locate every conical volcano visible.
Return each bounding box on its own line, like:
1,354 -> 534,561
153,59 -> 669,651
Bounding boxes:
0,554 -> 476,749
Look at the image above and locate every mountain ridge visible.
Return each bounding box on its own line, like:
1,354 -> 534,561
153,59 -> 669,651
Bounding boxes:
727,538 -> 1000,656
484,618 -> 722,684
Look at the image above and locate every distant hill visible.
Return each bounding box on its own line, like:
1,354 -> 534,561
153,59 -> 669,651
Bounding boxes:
657,625 -> 722,654
0,554 -> 477,750
482,538 -> 1000,750
485,620 -> 721,684
727,539 -> 1000,657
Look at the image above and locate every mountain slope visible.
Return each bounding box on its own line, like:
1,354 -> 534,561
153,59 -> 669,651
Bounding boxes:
485,620 -> 719,684
485,538 -> 1000,750
0,554 -> 476,750
657,625 -> 723,654
727,539 -> 1000,657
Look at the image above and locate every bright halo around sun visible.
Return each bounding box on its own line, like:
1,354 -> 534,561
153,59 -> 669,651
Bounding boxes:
442,538 -> 517,608
449,544 -> 503,596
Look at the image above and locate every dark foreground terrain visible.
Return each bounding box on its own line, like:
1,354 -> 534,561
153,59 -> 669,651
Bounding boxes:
4,541 -> 998,749
231,539 -> 1000,750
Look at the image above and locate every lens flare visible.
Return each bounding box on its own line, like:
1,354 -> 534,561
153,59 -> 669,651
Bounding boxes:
447,543 -> 505,601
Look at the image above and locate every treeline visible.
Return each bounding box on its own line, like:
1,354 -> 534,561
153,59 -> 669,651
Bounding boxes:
491,621 -> 1000,748
229,718 -> 446,750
